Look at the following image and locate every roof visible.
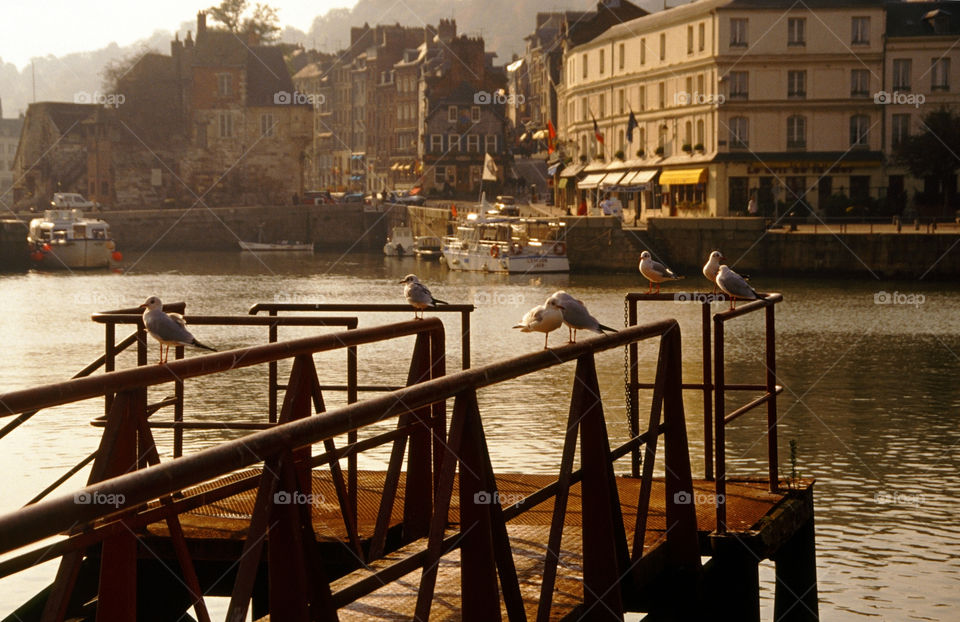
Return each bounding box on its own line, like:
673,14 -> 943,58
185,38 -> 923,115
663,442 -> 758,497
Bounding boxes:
26,102 -> 98,135
246,47 -> 300,107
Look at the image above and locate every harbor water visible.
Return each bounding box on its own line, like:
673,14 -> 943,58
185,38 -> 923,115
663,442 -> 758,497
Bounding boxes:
0,250 -> 958,620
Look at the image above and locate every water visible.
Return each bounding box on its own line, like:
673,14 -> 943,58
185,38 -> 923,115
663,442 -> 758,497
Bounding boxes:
1,250 -> 959,620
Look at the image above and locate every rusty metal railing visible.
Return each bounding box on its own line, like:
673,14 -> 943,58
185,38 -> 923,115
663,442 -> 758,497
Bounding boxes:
0,318 -> 698,621
626,292 -> 783,533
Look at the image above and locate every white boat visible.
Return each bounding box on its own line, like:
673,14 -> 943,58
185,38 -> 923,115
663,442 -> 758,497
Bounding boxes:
413,235 -> 444,259
28,208 -> 118,269
239,240 -> 314,252
384,226 -> 415,256
442,214 -> 569,273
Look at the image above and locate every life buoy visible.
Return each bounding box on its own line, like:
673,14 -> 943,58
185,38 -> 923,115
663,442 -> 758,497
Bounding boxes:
553,242 -> 566,255
511,243 -> 522,255
490,244 -> 500,258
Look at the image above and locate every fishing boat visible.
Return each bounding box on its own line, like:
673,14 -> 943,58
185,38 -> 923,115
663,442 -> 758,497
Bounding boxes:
238,240 -> 314,252
442,213 -> 569,273
383,226 -> 415,256
27,208 -> 120,269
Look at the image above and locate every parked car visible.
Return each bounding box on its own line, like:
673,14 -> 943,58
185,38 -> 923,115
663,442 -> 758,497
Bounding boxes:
387,191 -> 427,206
51,192 -> 97,210
339,192 -> 366,203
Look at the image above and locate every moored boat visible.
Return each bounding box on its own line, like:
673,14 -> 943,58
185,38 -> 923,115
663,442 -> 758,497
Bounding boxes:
442,213 -> 569,273
27,208 -> 119,269
384,226 -> 415,256
239,240 -> 314,252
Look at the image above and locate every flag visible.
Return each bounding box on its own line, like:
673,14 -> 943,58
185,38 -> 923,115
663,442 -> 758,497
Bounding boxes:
482,153 -> 498,181
547,120 -> 557,154
626,110 -> 638,144
592,115 -> 604,144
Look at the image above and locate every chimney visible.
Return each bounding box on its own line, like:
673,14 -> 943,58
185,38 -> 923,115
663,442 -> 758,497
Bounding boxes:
197,11 -> 207,36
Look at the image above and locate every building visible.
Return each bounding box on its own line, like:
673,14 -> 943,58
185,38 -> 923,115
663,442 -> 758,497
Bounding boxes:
559,0 -> 893,219
0,101 -> 24,201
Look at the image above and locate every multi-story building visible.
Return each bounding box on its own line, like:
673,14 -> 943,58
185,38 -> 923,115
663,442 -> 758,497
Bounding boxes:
559,0 -> 891,219
0,101 -> 24,201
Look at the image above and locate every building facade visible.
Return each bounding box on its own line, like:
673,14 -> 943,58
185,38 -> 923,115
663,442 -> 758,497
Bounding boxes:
0,102 -> 24,201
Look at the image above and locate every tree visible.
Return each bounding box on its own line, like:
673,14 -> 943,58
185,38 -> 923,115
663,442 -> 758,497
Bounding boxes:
895,106 -> 960,214
207,0 -> 280,42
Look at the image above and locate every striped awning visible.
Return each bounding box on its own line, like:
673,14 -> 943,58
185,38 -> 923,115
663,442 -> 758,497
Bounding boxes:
599,172 -> 626,188
659,168 -> 707,185
577,172 -> 607,190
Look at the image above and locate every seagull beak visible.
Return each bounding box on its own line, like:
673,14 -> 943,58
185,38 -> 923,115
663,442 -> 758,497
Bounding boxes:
138,303 -> 147,309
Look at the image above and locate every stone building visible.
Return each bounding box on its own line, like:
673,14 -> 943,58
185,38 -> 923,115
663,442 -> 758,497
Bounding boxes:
0,101 -> 24,201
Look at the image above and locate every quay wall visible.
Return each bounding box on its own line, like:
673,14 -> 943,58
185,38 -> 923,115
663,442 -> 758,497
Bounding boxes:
0,220 -> 29,271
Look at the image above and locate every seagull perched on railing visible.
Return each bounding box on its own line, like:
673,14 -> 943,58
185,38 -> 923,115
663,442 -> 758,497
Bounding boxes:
703,250 -> 725,294
513,297 -> 564,349
139,296 -> 216,364
400,274 -> 447,319
548,291 -> 618,343
639,250 -> 684,293
716,265 -> 760,310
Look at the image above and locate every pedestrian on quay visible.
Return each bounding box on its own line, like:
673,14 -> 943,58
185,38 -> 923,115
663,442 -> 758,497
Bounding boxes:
748,193 -> 758,215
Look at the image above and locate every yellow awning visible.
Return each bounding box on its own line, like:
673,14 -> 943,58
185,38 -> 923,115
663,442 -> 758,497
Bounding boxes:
659,168 -> 707,185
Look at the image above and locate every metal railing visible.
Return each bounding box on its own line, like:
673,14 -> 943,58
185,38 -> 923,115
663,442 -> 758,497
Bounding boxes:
0,318 -> 698,621
626,291 -> 783,533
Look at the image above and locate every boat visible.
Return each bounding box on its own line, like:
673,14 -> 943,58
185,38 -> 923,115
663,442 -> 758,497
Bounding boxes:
413,235 -> 444,259
384,225 -> 415,256
239,240 -> 313,252
27,207 -> 119,269
442,213 -> 569,273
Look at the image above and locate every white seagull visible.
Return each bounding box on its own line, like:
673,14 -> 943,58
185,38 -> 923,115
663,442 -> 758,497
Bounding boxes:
638,250 -> 684,294
703,250 -> 725,294
716,265 -> 760,309
513,297 -> 564,349
139,296 -> 216,364
400,274 -> 447,319
548,291 -> 618,343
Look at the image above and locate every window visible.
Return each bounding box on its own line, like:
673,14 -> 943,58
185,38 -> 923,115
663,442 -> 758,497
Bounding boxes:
467,134 -> 480,152
582,53 -> 588,79
788,18 -> 805,46
448,106 -> 457,122
260,113 -> 275,137
448,133 -> 461,152
688,26 -> 694,54
730,116 -> 748,149
581,97 -> 588,121
434,165 -> 446,185
618,129 -> 625,152
730,18 -> 748,47
196,123 -> 207,148
684,120 -> 692,145
699,22 -> 705,51
697,73 -> 705,96
471,106 -> 480,122
639,127 -> 646,151
658,82 -> 665,108
892,114 -> 910,147
852,17 -> 869,44
729,71 -> 748,99
893,59 -> 912,91
788,70 -> 806,98
619,43 -> 625,69
599,93 -> 605,118
485,134 -> 497,153
851,70 -> 869,96
931,58 -> 950,91
217,73 -> 232,96
218,112 -> 233,138
430,134 -> 442,152
640,38 -> 646,65
696,119 -> 704,146
618,89 -> 625,115
599,49 -> 605,74
639,85 -> 646,111
849,114 -> 869,147
660,33 -> 666,60
787,115 -> 806,149
569,103 -> 575,126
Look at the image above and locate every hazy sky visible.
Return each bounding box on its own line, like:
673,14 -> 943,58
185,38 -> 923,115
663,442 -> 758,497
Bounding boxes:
1,0 -> 359,70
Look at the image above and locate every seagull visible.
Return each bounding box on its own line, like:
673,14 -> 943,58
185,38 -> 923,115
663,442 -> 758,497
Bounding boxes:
513,297 -> 564,349
703,250 -> 725,294
716,265 -> 760,309
139,296 -> 216,364
548,291 -> 618,343
400,274 -> 447,319
639,250 -> 684,294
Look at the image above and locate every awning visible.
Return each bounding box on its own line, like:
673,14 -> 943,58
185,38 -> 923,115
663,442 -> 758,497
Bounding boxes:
547,162 -> 561,176
519,132 -> 528,141
390,163 -> 401,170
599,172 -> 626,187
557,178 -> 568,189
559,163 -> 586,178
611,169 -> 659,191
659,168 -> 707,185
578,172 -> 607,190
532,130 -> 547,140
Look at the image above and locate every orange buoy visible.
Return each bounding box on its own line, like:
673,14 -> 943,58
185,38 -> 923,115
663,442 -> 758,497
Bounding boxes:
30,251 -> 44,261
490,244 -> 500,258
111,251 -> 123,262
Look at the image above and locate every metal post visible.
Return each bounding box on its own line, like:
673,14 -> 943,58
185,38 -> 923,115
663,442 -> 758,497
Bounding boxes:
104,321 -> 115,417
702,301 -> 713,481
174,346 -> 184,458
347,341 -> 358,537
629,298 -> 640,477
269,310 -> 278,424
766,303 -> 778,492
713,317 -> 726,533
461,309 -> 471,369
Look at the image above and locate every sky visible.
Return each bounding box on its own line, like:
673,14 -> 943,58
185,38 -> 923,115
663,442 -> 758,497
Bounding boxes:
0,0 -> 359,70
